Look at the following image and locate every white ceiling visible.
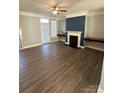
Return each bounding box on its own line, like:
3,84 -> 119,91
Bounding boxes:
19,0 -> 104,17
68,0 -> 104,13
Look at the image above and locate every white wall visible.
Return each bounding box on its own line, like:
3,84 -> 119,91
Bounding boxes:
57,19 -> 66,34
60,20 -> 66,33
85,14 -> 104,38
20,15 -> 61,48
19,15 -> 41,48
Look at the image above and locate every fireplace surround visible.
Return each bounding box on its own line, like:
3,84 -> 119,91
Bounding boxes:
65,31 -> 84,48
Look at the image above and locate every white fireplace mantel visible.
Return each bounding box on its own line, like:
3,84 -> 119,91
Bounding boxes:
65,31 -> 84,48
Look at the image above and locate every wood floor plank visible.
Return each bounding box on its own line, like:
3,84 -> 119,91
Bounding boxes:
19,41 -> 104,93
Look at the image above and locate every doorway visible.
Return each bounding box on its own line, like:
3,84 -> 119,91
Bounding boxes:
50,20 -> 57,41
40,18 -> 50,44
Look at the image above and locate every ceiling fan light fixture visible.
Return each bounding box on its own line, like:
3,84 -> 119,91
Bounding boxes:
55,7 -> 59,10
53,10 -> 58,14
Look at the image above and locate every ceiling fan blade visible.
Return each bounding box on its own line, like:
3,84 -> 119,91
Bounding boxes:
58,10 -> 67,12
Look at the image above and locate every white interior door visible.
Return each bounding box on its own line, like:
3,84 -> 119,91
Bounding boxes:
50,20 -> 57,37
40,18 -> 50,44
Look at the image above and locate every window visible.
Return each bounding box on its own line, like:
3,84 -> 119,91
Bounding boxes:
40,18 -> 49,23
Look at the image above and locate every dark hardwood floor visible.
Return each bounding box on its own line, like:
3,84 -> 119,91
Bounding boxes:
19,41 -> 104,93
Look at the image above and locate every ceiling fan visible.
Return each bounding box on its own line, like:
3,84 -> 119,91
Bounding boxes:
52,6 -> 67,15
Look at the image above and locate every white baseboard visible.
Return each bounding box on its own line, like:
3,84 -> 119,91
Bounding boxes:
80,46 -> 85,49
21,43 -> 42,50
84,45 -> 104,51
20,40 -> 59,50
49,40 -> 59,43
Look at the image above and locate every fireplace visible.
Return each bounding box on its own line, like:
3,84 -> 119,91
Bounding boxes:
65,31 -> 84,48
69,35 -> 78,48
